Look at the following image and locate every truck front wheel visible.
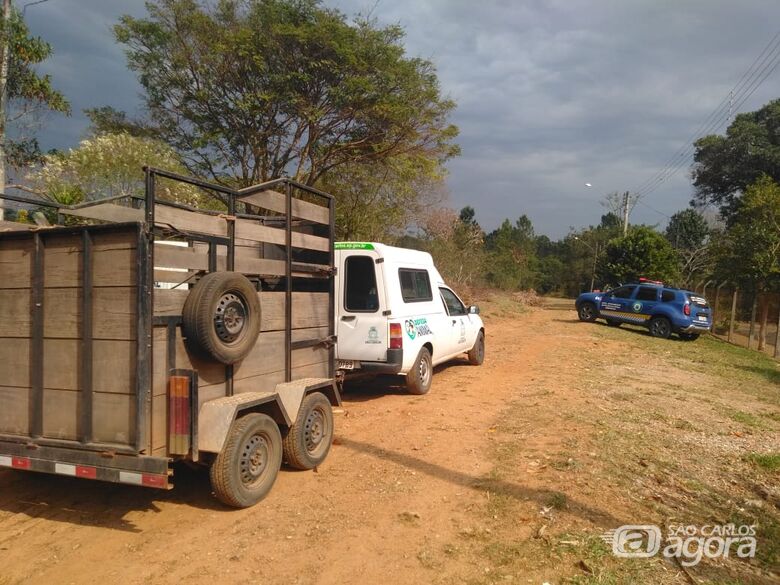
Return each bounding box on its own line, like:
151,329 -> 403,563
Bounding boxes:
282,392 -> 334,470
210,413 -> 282,508
467,331 -> 485,365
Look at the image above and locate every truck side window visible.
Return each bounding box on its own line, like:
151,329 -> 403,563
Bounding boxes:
439,287 -> 466,316
636,287 -> 658,301
661,290 -> 676,302
399,268 -> 432,303
345,256 -> 379,312
611,285 -> 636,299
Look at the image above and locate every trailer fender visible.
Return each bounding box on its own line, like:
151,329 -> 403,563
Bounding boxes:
198,393 -> 291,454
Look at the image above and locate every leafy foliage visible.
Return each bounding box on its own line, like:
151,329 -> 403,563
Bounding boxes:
664,208 -> 712,287
26,133 -> 209,207
713,175 -> 780,290
692,99 -> 780,222
484,216 -> 538,290
110,0 -> 459,187
597,226 -> 680,286
320,155 -> 446,241
1,5 -> 70,168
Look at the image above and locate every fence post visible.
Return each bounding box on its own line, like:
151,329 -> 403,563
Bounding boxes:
774,297 -> 780,358
747,293 -> 758,350
728,289 -> 738,343
714,281 -> 727,326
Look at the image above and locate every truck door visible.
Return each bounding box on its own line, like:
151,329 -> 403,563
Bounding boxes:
599,285 -> 636,322
438,287 -> 471,358
336,252 -> 388,363
633,286 -> 660,323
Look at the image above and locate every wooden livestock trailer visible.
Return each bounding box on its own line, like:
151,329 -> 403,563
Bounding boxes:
0,168 -> 340,507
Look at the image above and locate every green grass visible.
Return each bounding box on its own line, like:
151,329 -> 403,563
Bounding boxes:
725,408 -> 767,428
745,452 -> 780,471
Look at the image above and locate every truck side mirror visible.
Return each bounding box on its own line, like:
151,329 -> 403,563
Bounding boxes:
469,305 -> 480,315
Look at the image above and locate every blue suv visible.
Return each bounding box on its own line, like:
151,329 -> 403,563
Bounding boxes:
575,280 -> 712,340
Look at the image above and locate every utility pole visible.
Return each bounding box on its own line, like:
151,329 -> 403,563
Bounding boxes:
621,191 -> 630,236
0,0 -> 11,221
590,241 -> 599,292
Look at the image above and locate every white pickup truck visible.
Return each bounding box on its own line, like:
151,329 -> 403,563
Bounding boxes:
334,242 -> 485,394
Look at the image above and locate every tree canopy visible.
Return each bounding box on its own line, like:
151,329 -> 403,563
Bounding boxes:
597,226 -> 679,286
26,132 -> 206,207
692,98 -> 780,221
713,175 -> 780,291
108,0 -> 459,188
1,5 -> 69,170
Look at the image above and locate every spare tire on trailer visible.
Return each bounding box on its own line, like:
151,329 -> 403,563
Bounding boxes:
182,271 -> 261,364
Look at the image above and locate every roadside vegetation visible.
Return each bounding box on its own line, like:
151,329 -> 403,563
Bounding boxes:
452,305 -> 779,584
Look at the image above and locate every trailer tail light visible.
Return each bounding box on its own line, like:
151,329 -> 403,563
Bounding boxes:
168,375 -> 191,455
389,322 -> 403,349
683,304 -> 691,316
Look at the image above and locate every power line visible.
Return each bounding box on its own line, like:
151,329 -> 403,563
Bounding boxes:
632,30 -> 780,197
633,30 -> 780,198
637,40 -> 780,199
631,30 -> 780,200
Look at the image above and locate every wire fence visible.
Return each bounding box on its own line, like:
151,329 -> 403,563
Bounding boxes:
694,282 -> 780,358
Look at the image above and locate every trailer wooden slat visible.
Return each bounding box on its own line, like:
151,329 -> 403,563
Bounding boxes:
154,242 -> 215,271
0,386 -> 29,435
0,220 -> 34,231
153,290 -> 330,330
154,204 -> 228,237
62,204 -> 144,224
235,218 -> 330,252
239,190 -> 330,225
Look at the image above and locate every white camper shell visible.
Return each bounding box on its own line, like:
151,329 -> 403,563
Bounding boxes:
334,242 -> 485,394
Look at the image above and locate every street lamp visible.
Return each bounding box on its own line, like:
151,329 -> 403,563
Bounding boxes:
574,236 -> 600,292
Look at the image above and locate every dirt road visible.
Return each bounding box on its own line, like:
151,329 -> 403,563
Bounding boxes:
1,299 -> 778,585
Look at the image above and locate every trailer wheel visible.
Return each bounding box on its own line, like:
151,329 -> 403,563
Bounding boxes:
282,392 -> 334,470
406,347 -> 432,395
467,331 -> 485,365
182,271 -> 261,364
210,413 -> 282,508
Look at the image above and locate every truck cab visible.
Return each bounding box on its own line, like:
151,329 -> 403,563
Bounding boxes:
334,242 -> 485,394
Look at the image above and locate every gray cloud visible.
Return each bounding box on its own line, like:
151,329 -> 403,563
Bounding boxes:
28,0 -> 780,237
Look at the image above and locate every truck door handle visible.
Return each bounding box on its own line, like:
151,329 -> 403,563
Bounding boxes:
341,316 -> 356,322
452,319 -> 456,324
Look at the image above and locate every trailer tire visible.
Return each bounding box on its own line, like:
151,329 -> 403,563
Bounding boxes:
210,413 -> 282,508
182,271 -> 261,364
406,347 -> 433,395
282,392 -> 334,470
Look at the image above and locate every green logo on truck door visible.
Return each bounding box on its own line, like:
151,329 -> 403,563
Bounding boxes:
405,317 -> 432,340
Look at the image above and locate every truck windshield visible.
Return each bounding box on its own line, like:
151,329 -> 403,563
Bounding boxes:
345,255 -> 379,312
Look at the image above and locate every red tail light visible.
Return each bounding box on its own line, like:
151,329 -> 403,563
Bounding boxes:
389,322 -> 403,349
683,304 -> 691,316
168,375 -> 191,455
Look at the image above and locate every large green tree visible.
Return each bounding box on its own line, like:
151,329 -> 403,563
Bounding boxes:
108,0 -> 458,189
0,1 -> 69,217
691,98 -> 780,221
713,175 -> 780,349
597,226 -> 679,286
664,208 -> 712,288
484,215 -> 538,290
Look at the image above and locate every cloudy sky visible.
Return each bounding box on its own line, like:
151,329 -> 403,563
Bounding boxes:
28,0 -> 780,237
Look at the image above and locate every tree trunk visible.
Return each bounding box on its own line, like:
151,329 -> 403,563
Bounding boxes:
0,0 -> 11,220
758,293 -> 769,351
